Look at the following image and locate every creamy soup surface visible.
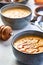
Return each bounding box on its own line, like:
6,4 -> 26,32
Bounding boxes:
14,35 -> 43,54
2,8 -> 30,18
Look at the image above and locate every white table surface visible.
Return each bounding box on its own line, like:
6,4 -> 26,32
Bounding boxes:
0,0 -> 42,65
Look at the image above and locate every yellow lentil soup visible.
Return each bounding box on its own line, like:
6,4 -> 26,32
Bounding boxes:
14,35 -> 43,54
2,7 -> 31,18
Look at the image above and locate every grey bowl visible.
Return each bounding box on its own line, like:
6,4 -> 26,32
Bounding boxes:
0,4 -> 32,29
12,30 -> 43,65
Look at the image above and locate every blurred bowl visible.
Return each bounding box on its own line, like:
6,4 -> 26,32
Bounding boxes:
0,0 -> 11,8
0,0 -> 28,8
14,0 -> 28,4
35,6 -> 43,16
0,4 -> 32,29
0,0 -> 28,4
12,30 -> 43,65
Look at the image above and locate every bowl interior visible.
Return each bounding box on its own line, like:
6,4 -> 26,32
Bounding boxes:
35,6 -> 43,16
12,30 -> 43,55
1,4 -> 32,19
